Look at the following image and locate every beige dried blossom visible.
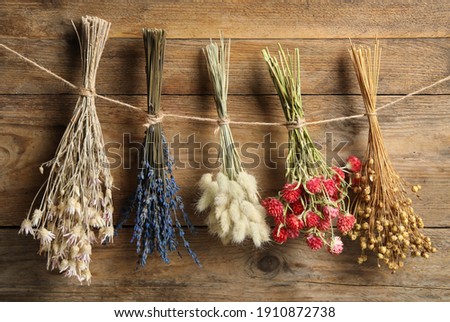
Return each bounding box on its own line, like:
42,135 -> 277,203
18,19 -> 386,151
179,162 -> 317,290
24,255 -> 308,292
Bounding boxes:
197,36 -> 270,247
198,171 -> 270,247
18,16 -> 113,285
18,219 -> 34,236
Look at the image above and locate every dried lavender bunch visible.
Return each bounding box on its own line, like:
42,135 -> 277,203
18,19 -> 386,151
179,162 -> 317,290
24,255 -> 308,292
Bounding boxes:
197,37 -> 270,247
261,45 -> 355,253
116,29 -> 199,267
348,41 -> 436,271
18,16 -> 113,284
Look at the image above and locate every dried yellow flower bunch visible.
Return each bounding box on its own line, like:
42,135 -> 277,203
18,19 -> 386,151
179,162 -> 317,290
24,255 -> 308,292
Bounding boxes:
348,41 -> 436,271
19,16 -> 114,284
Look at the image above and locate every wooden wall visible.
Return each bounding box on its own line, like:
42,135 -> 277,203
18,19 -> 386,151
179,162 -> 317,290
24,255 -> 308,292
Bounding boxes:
1,1 -> 449,301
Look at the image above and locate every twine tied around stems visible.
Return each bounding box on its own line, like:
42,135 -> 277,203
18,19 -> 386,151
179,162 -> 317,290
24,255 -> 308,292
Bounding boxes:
79,87 -> 97,97
143,113 -> 165,127
217,117 -> 230,126
285,117 -> 306,131
1,43 -> 449,130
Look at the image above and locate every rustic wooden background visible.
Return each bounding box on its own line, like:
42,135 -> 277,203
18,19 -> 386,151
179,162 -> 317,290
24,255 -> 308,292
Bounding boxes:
1,1 -> 449,301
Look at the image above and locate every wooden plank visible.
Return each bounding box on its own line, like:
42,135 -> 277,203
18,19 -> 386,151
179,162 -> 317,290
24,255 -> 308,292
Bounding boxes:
1,38 -> 450,95
0,228 -> 448,301
1,1 -> 449,39
0,0 -> 448,305
1,94 -> 449,227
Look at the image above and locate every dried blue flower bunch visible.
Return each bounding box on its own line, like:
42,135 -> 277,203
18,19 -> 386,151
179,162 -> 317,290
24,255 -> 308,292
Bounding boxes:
116,29 -> 199,267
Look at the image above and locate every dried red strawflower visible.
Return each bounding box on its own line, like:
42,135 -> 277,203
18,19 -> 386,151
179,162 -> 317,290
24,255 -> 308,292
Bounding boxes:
323,179 -> 339,199
286,214 -> 302,231
317,215 -> 331,231
262,198 -> 284,221
287,228 -> 300,239
281,182 -> 302,203
306,177 -> 322,194
322,205 -> 339,219
306,211 -> 321,228
290,200 -> 305,215
272,226 -> 289,244
306,235 -> 323,251
346,155 -> 362,173
261,45 -> 354,254
337,213 -> 356,233
332,166 -> 345,183
328,236 -> 344,255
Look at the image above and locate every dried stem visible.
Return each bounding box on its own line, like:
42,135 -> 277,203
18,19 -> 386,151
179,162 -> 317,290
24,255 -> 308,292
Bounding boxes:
203,36 -> 242,180
19,16 -> 114,284
116,29 -> 199,267
197,36 -> 270,247
262,45 -> 331,183
262,45 -> 353,252
348,40 -> 436,271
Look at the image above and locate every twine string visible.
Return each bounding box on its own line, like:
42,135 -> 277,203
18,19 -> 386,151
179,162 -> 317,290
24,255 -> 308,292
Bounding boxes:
0,44 -> 141,111
2,43 -> 450,129
286,117 -> 306,131
217,117 -> 230,126
143,113 -> 165,127
79,87 -> 97,97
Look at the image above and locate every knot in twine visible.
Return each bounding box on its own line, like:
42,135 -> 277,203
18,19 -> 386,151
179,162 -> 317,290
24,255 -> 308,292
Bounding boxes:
285,117 -> 306,131
143,113 -> 165,127
217,117 -> 230,126
79,87 -> 97,97
365,112 -> 377,117
214,117 -> 230,134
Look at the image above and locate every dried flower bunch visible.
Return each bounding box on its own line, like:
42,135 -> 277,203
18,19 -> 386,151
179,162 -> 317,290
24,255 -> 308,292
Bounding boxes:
116,29 -> 199,267
18,16 -> 114,284
261,45 -> 357,254
348,40 -> 436,271
197,37 -> 270,247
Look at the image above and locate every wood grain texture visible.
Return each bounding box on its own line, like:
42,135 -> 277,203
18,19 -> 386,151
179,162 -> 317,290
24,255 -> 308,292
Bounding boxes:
1,0 -> 449,39
1,95 -> 449,227
1,0 -> 449,302
0,228 -> 448,301
1,38 -> 450,95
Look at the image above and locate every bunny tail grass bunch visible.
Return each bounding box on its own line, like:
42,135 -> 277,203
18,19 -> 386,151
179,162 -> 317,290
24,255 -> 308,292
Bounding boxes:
18,16 -> 114,284
261,45 -> 357,254
116,29 -> 199,267
197,37 -> 270,247
348,40 -> 436,271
